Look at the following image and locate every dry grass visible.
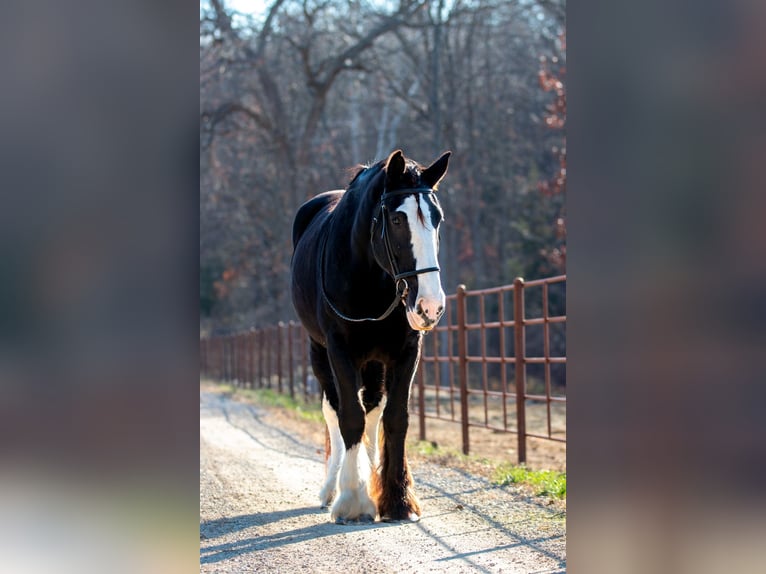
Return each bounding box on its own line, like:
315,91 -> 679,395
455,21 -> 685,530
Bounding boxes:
202,379 -> 566,505
411,390 -> 566,471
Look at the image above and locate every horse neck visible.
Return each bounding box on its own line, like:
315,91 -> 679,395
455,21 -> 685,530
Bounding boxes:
325,187 -> 389,294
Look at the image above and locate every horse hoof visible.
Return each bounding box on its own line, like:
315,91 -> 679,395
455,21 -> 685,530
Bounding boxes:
319,490 -> 335,508
381,512 -> 420,523
334,513 -> 375,525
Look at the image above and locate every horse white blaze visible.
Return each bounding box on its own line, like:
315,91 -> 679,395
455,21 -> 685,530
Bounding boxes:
397,195 -> 446,331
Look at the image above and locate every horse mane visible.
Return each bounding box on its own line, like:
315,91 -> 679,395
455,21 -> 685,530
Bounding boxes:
345,156 -> 422,191
345,161 -> 383,189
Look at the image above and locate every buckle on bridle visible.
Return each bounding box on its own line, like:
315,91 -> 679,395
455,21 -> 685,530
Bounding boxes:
396,277 -> 409,301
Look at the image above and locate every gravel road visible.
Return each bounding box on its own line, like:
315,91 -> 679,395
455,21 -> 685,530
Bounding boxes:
200,390 -> 566,573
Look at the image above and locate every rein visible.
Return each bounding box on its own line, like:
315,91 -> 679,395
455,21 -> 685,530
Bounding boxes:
319,187 -> 438,323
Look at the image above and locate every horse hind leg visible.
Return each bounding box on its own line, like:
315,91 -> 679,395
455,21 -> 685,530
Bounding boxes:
365,394 -> 386,514
320,395 -> 344,508
364,394 -> 386,470
310,341 -> 343,508
360,362 -> 386,471
358,362 -> 386,515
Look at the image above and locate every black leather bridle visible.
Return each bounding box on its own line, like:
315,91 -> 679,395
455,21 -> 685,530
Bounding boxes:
320,186 -> 440,323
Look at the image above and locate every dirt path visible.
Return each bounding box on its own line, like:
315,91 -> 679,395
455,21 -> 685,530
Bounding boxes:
200,390 -> 566,573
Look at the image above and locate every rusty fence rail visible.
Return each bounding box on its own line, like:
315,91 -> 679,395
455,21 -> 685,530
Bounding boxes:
200,321 -> 318,402
414,275 -> 566,462
200,275 -> 566,464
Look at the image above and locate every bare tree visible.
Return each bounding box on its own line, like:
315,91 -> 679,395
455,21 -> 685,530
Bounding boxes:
200,0 -> 566,333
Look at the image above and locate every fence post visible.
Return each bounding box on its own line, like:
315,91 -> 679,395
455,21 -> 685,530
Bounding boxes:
220,337 -> 225,381
221,337 -> 225,381
238,334 -> 243,385
238,334 -> 244,385
234,334 -> 239,385
301,328 -> 309,401
247,329 -> 254,388
456,284 -> 469,455
417,361 -> 426,442
241,333 -> 245,384
224,336 -> 229,382
231,335 -> 237,384
215,338 -> 220,380
513,277 -> 527,465
266,327 -> 272,388
277,322 -> 284,394
235,334 -> 241,386
231,335 -> 236,383
288,322 -> 295,399
232,335 -> 237,385
259,328 -> 264,388
200,339 -> 205,378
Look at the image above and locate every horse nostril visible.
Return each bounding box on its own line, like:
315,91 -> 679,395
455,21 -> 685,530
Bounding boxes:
437,305 -> 444,315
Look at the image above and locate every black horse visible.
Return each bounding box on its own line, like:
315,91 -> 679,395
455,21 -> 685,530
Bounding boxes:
291,149 -> 451,523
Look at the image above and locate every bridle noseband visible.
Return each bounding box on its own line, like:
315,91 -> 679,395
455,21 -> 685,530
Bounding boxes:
320,186 -> 439,323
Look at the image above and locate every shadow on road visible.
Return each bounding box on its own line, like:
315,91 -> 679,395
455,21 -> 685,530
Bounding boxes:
201,388 -> 565,572
204,390 -> 323,465
200,507 -> 396,565
416,477 -> 566,572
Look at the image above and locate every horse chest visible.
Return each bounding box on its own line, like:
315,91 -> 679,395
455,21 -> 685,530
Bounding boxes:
338,322 -> 418,362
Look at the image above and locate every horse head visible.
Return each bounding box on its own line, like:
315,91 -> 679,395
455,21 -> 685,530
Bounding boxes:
370,149 -> 451,331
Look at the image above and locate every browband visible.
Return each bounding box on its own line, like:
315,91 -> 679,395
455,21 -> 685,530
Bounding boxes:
381,186 -> 435,199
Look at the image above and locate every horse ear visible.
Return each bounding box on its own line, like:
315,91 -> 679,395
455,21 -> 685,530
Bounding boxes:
385,149 -> 406,185
421,151 -> 451,189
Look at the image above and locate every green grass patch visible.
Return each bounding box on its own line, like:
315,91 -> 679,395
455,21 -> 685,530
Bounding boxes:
252,388 -> 324,423
409,441 -> 564,500
413,440 -> 443,457
492,463 -> 566,498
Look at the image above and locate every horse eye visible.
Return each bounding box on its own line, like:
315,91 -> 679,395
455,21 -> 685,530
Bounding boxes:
391,215 -> 401,225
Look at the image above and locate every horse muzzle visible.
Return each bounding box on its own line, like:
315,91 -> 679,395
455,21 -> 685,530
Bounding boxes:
406,296 -> 445,331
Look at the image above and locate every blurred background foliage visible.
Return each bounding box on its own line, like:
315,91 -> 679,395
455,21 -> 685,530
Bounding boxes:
200,0 -> 566,334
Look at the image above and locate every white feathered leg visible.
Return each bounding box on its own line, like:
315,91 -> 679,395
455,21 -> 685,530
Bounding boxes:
319,396 -> 344,508
331,442 -> 376,524
364,395 -> 386,471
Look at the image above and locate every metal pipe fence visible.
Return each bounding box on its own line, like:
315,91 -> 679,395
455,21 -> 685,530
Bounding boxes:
200,275 -> 566,464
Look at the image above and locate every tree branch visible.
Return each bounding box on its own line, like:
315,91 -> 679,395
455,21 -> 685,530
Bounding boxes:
201,102 -> 273,148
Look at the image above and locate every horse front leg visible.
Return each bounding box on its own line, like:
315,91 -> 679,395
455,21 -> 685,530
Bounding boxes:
360,361 -> 386,472
376,343 -> 422,522
327,339 -> 377,524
